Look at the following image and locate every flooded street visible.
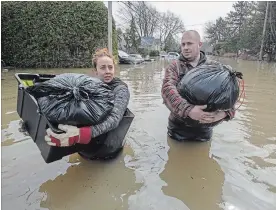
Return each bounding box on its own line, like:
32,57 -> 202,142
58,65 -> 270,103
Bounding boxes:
2,57 -> 276,210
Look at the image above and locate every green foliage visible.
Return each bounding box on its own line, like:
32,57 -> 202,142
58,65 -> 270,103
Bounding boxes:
164,33 -> 179,52
149,50 -> 159,56
1,1 -> 118,68
137,48 -> 148,57
205,1 -> 276,61
112,18 -> 119,64
120,16 -> 140,53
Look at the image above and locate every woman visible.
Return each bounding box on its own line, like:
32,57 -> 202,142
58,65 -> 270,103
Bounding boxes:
44,48 -> 130,157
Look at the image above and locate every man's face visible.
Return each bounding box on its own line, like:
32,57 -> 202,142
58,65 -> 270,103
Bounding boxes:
181,32 -> 202,61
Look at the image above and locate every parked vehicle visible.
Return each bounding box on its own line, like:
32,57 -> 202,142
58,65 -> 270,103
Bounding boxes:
118,50 -> 133,64
144,55 -> 155,62
129,54 -> 144,64
167,52 -> 180,60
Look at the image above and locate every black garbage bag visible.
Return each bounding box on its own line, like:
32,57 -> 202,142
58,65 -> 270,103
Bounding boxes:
178,64 -> 242,112
26,73 -> 115,126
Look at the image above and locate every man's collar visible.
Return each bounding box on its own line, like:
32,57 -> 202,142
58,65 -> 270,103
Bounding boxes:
179,51 -> 206,66
189,54 -> 201,67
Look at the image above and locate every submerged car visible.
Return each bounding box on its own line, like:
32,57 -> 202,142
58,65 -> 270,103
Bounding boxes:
129,54 -> 144,64
167,52 -> 180,60
118,50 -> 133,64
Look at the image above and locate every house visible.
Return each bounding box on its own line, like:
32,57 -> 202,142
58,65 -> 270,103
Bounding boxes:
140,36 -> 161,51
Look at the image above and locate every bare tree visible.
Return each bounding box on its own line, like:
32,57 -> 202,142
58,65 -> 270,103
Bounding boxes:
117,1 -> 184,52
117,1 -> 160,38
157,11 -> 185,47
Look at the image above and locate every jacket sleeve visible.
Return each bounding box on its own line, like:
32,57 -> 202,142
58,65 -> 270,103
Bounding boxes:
161,61 -> 194,118
90,84 -> 130,138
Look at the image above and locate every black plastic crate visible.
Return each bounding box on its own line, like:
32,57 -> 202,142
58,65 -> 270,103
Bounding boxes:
77,108 -> 135,160
15,73 -> 135,163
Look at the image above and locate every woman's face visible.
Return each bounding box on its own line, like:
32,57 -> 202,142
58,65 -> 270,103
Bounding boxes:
95,56 -> 115,83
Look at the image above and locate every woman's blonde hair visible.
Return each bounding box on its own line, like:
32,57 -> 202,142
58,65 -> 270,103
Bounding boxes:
92,48 -> 114,69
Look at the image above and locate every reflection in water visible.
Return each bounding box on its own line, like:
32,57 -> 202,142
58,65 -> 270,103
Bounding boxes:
1,58 -> 276,210
1,120 -> 30,146
161,138 -> 224,210
2,130 -> 139,210
1,139 -> 78,210
39,153 -> 140,210
209,57 -> 276,210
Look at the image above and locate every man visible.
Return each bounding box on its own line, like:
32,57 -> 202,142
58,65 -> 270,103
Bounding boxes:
161,30 -> 235,142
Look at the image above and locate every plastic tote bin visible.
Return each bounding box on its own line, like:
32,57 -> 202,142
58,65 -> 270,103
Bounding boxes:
15,73 -> 135,163
77,108 -> 135,160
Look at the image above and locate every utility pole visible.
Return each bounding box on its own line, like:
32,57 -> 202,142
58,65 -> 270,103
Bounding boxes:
108,1 -> 113,55
259,1 -> 269,61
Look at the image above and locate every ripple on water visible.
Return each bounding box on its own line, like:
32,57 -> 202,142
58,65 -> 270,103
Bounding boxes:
210,59 -> 276,210
1,120 -> 31,146
1,59 -> 276,210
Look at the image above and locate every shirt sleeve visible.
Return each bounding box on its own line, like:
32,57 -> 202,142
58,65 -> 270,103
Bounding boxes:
161,61 -> 194,118
90,84 -> 130,138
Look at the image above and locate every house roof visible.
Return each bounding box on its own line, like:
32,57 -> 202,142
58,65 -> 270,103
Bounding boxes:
140,36 -> 160,47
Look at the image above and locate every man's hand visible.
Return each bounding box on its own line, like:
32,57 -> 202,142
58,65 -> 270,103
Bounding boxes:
45,124 -> 91,147
200,111 -> 227,124
188,106 -> 228,124
213,111 -> 227,122
188,105 -> 215,123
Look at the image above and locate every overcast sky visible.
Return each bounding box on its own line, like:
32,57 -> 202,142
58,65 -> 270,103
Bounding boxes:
104,1 -> 235,41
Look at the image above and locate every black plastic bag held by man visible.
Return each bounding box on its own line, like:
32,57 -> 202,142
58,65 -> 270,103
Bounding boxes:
161,30 -> 238,142
177,63 -> 241,127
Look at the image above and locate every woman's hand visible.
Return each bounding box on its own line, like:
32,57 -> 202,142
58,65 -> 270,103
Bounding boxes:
45,124 -> 92,147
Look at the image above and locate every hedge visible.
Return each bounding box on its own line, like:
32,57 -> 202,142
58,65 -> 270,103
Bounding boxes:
1,1 -> 118,68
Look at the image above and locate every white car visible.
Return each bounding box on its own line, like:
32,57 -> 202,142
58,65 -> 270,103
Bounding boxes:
129,54 -> 145,64
167,52 -> 180,60
118,50 -> 134,64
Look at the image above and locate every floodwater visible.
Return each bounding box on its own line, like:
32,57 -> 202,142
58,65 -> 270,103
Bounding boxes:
1,57 -> 276,210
